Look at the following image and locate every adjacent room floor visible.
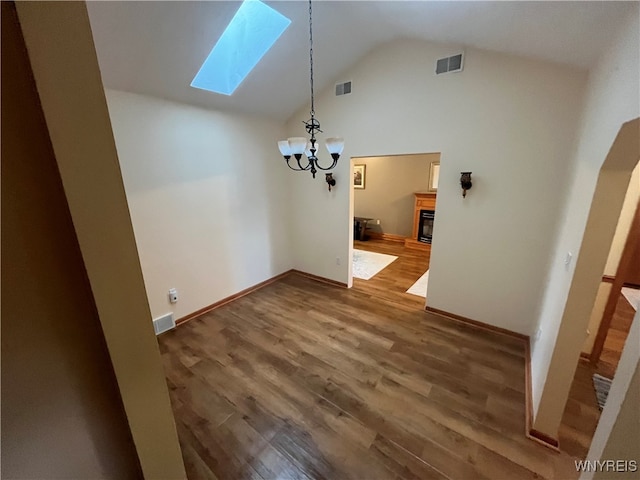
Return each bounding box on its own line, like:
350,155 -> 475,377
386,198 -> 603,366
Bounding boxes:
159,272 -> 582,480
559,291 -> 638,459
352,238 -> 429,310
597,291 -> 636,379
558,362 -> 601,460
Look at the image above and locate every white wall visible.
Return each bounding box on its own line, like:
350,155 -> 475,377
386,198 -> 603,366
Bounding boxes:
287,39 -> 586,334
530,10 -> 639,434
106,90 -> 292,320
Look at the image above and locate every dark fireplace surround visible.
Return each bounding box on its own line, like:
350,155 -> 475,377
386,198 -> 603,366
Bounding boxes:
418,209 -> 435,244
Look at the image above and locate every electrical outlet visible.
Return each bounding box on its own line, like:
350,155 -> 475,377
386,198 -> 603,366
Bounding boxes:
336,257 -> 341,266
535,328 -> 542,341
375,219 -> 380,225
168,288 -> 178,304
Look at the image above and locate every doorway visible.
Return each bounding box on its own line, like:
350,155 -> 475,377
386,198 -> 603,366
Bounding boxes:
557,130 -> 640,459
591,196 -> 639,373
349,153 -> 440,309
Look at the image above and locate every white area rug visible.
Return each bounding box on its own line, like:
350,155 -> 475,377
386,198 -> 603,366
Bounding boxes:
406,270 -> 429,298
352,249 -> 398,280
622,287 -> 640,311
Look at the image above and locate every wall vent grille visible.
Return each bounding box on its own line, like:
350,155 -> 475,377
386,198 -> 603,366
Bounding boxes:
153,313 -> 175,335
335,81 -> 352,96
435,53 -> 464,74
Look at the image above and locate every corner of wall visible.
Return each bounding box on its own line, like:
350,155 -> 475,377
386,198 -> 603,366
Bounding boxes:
284,104 -> 351,285
530,8 -> 640,435
105,90 -> 295,319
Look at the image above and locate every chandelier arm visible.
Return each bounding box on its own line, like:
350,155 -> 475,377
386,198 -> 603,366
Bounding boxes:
297,155 -> 313,170
314,157 -> 339,171
285,158 -> 307,171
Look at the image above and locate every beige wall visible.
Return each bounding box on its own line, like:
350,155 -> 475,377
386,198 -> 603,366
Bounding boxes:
287,38 -> 586,334
104,90 -> 292,321
1,3 -> 140,477
582,163 -> 639,354
530,7 -> 639,439
582,162 -> 639,354
15,2 -> 186,478
605,163 -> 640,276
582,282 -> 613,354
353,154 -> 438,237
533,122 -> 639,438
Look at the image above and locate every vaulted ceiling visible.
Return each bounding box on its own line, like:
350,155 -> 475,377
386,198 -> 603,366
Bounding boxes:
87,1 -> 634,121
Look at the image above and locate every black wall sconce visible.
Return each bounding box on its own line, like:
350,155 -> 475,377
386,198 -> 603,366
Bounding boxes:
325,173 -> 336,191
460,172 -> 472,198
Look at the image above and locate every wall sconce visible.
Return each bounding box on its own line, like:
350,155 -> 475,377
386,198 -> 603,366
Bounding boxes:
460,172 -> 472,198
325,173 -> 336,191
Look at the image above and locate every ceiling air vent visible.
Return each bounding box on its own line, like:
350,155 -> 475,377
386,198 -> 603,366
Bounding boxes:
335,81 -> 352,96
435,53 -> 464,75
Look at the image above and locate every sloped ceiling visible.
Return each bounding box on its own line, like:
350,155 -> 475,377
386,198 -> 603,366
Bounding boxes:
87,1 -> 634,121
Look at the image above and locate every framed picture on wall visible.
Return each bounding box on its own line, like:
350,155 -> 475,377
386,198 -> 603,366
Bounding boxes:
428,161 -> 440,192
353,164 -> 366,189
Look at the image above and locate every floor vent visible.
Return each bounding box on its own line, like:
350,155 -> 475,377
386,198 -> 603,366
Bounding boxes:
436,53 -> 464,75
153,312 -> 175,335
335,81 -> 352,96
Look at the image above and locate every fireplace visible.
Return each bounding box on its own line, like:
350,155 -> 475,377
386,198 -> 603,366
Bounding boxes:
406,193 -> 436,250
418,210 -> 435,244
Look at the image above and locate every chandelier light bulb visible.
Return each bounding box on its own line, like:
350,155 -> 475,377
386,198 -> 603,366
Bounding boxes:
305,141 -> 315,158
287,137 -> 307,155
278,140 -> 292,157
325,137 -> 345,155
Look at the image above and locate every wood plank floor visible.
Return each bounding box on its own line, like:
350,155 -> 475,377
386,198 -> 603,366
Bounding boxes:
597,293 -> 636,379
160,270 -> 582,480
352,239 -> 429,310
558,362 -> 600,460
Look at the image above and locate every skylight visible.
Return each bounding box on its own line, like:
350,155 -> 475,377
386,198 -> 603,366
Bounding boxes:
191,0 -> 291,96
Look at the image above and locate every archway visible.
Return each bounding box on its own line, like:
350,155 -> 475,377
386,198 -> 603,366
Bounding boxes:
533,118 -> 640,444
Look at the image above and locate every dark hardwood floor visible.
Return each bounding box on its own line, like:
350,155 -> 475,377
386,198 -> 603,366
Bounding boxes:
352,239 -> 429,310
159,270 -> 581,480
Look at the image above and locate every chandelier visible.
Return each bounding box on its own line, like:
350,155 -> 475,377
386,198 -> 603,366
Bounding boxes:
277,0 -> 344,179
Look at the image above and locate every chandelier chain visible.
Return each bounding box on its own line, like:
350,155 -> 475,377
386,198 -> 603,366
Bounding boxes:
278,0 -> 341,181
308,0 -> 315,117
